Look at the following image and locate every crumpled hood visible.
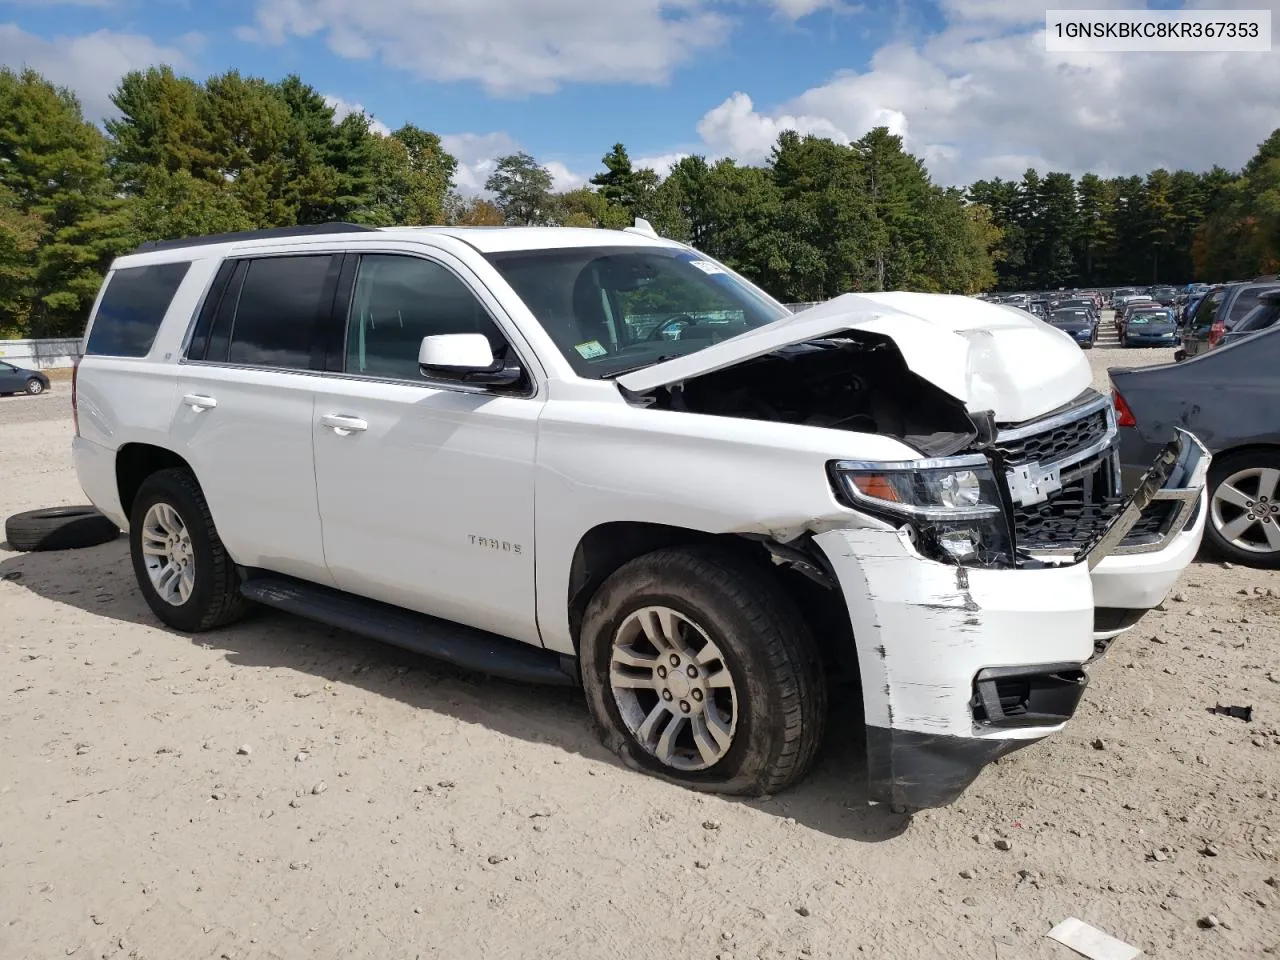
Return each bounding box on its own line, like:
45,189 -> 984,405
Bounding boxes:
615,291 -> 1092,424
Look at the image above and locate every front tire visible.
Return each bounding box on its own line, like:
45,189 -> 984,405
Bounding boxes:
1204,451 -> 1280,569
129,468 -> 248,631
579,546 -> 827,796
25,378 -> 44,395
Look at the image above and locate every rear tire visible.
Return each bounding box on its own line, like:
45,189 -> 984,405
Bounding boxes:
129,468 -> 248,631
579,545 -> 827,796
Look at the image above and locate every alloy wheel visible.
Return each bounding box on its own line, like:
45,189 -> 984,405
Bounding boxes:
140,501 -> 196,605
1210,467 -> 1280,555
608,605 -> 739,771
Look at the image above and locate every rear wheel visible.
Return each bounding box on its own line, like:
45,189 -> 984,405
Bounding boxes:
579,545 -> 827,795
129,468 -> 249,631
1205,451 -> 1280,568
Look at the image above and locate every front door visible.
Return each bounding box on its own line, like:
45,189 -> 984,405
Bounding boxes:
311,252 -> 542,646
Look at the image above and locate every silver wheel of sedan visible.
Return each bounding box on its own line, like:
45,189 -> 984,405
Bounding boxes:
608,605 -> 738,771
140,501 -> 196,605
1210,466 -> 1280,555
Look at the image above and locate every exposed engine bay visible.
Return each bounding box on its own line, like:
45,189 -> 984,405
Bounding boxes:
634,333 -> 979,457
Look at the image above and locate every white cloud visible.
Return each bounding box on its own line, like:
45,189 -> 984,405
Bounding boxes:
544,161 -> 587,192
634,152 -> 689,178
239,0 -> 732,96
237,0 -> 856,96
440,132 -> 521,194
322,94 -> 391,136
686,7 -> 1280,185
439,134 -> 592,195
0,25 -> 193,121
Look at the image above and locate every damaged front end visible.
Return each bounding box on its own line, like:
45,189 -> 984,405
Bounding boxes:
615,303 -> 1210,812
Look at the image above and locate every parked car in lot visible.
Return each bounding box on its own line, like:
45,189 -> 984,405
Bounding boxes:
1122,307 -> 1180,347
1047,308 -> 1097,347
1177,279 -> 1280,361
1116,301 -> 1164,338
0,360 -> 50,396
1113,325 -> 1280,567
68,222 -> 1209,810
1217,289 -> 1280,349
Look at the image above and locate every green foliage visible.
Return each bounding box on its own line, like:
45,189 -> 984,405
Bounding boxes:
1193,131 -> 1280,278
4,57 -> 1278,336
485,153 -> 554,225
0,68 -> 128,335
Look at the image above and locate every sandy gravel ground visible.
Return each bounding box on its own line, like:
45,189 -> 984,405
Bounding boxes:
1,341 -> 1277,960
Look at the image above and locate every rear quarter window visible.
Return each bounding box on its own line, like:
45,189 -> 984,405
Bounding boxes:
85,261 -> 192,357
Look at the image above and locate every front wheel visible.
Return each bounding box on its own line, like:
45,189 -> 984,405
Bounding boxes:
579,546 -> 827,795
1204,452 -> 1280,568
25,378 -> 44,395
129,468 -> 249,631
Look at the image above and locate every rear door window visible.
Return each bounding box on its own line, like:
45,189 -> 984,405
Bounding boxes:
1227,285 -> 1275,325
85,261 -> 191,357
214,255 -> 339,369
1233,300 -> 1280,335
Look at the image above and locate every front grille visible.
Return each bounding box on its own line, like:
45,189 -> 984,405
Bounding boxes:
1012,475 -> 1178,550
994,406 -> 1110,465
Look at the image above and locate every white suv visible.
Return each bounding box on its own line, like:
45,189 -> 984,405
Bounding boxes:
71,221 -> 1209,810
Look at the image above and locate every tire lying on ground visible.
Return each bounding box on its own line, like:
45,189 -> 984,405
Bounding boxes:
4,505 -> 120,552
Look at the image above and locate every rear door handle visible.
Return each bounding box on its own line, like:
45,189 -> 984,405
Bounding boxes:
319,414 -> 368,436
183,394 -> 217,411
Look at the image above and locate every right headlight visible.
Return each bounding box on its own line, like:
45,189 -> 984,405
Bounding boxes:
828,456 -> 1015,568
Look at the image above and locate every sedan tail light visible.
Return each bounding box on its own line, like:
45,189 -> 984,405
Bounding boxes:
1112,389 -> 1136,427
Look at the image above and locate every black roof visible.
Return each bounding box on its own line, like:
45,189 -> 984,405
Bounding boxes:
132,222 -> 378,254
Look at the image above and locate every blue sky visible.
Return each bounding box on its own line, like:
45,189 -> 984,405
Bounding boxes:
2,1 -> 1279,193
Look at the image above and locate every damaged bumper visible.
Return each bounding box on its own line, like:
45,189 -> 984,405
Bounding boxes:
813,429 -> 1210,811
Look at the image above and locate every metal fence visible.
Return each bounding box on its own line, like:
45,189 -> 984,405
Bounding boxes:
0,338 -> 81,369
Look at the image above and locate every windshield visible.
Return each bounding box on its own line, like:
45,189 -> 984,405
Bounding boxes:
1050,310 -> 1089,324
1128,310 -> 1174,325
484,245 -> 790,378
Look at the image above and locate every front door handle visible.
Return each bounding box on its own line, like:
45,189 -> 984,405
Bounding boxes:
183,394 -> 217,412
319,414 -> 368,436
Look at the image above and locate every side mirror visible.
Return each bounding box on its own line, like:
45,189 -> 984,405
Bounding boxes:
418,334 -> 523,387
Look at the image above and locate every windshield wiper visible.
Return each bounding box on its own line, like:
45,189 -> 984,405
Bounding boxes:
602,355 -> 681,379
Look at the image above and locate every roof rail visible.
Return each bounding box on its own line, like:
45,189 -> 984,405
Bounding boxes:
131,222 -> 379,254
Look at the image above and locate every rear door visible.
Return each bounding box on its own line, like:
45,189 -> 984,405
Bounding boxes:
170,253 -> 342,585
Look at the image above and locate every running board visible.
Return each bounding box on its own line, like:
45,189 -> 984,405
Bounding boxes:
239,573 -> 577,687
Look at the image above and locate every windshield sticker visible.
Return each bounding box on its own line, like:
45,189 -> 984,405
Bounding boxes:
688,260 -> 725,275
574,340 -> 608,359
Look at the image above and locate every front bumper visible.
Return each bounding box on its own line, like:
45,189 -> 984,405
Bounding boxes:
1125,335 -> 1179,346
814,430 -> 1210,810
